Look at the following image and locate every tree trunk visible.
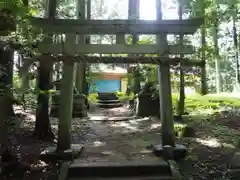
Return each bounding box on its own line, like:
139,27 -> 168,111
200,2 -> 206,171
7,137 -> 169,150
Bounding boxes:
19,58 -> 29,110
126,66 -> 133,95
200,1 -> 207,95
34,56 -> 54,141
20,59 -> 30,90
0,48 -> 14,164
177,4 -> 185,115
75,64 -> 85,93
55,62 -> 61,80
83,36 -> 90,95
232,7 -> 239,83
0,48 -> 14,117
6,50 -> 14,117
212,3 -> 221,93
133,66 -> 141,94
177,68 -> 185,114
75,0 -> 86,94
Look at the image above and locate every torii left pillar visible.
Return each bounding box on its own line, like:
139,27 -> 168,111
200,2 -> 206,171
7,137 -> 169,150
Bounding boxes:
56,33 -> 83,158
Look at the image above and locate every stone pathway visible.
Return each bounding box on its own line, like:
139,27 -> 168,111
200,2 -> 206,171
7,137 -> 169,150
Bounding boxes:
72,106 -> 162,163
88,106 -> 135,121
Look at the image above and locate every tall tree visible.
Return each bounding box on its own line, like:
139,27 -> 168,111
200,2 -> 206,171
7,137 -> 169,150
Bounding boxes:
34,0 -> 56,140
231,1 -> 239,84
177,0 -> 185,115
200,0 -> 208,95
212,0 -> 221,93
75,0 -> 86,94
0,47 -> 14,161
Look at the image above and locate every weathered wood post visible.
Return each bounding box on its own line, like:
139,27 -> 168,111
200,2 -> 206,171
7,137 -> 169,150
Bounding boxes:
57,34 -> 76,151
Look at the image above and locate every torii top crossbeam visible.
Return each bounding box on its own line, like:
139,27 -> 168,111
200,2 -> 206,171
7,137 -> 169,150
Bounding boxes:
30,0 -> 203,65
31,17 -> 203,35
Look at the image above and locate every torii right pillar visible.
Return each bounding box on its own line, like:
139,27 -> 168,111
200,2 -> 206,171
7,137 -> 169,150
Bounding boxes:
152,0 -> 187,160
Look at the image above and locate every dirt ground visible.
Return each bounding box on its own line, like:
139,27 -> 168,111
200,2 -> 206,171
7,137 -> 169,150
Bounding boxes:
2,106 -> 240,180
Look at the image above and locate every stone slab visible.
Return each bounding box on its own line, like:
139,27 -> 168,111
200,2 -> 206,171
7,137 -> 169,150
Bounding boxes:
153,144 -> 187,161
57,162 -> 71,180
232,152 -> 240,168
89,115 -> 136,121
68,158 -> 171,178
40,144 -> 84,161
68,175 -> 172,180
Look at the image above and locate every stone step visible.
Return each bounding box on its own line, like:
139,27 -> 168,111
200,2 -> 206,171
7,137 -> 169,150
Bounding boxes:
98,103 -> 122,108
98,100 -> 121,104
97,93 -> 118,101
97,96 -> 118,101
68,160 -> 172,178
69,175 -> 173,180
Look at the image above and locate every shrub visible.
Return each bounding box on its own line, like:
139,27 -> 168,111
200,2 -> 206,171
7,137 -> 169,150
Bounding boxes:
115,91 -> 135,101
88,93 -> 98,103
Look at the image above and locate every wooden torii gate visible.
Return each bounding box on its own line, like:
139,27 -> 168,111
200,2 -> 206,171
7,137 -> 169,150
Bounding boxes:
31,0 -> 203,155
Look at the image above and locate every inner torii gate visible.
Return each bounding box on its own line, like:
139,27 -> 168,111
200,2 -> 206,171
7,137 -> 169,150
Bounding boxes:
32,0 -> 203,156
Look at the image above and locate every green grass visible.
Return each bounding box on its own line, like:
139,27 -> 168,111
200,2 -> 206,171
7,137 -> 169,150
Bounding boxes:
87,92 -> 240,111
172,93 -> 240,113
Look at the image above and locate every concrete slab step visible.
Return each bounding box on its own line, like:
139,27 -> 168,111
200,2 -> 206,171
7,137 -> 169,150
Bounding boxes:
98,100 -> 121,104
68,160 -> 172,178
69,175 -> 173,180
98,97 -> 119,101
97,93 -> 118,101
98,103 -> 122,108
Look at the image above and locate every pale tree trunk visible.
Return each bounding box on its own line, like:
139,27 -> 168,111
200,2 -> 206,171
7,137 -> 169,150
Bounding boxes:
177,3 -> 185,115
55,62 -> 61,80
19,58 -> 30,110
232,4 -> 239,83
212,2 -> 221,93
20,59 -> 30,90
18,0 -> 30,110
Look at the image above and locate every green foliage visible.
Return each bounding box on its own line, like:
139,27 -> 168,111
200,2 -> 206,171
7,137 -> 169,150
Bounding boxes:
174,123 -> 187,138
88,93 -> 98,103
172,93 -> 240,113
115,91 -> 135,101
